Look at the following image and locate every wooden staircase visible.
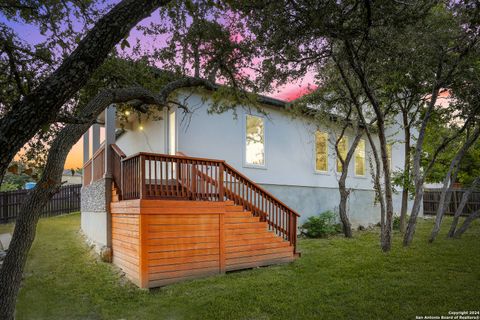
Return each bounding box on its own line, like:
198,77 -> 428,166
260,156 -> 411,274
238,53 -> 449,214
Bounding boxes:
223,202 -> 296,271
108,145 -> 300,287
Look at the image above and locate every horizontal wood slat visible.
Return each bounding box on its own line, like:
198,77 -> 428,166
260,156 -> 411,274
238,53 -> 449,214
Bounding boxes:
110,199 -> 296,289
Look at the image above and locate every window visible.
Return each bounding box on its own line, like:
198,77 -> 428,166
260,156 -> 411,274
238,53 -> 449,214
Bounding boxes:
315,131 -> 329,172
245,115 -> 265,166
336,136 -> 348,172
355,139 -> 366,176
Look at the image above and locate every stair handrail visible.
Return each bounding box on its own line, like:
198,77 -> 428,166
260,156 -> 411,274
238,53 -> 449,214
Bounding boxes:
222,162 -> 300,217
111,144 -> 126,198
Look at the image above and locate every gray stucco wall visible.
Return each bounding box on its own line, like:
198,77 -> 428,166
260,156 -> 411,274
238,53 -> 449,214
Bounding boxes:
81,179 -> 108,251
260,183 -> 419,227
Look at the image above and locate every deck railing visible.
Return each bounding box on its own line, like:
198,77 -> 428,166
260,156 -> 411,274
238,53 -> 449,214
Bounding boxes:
111,144 -> 126,193
92,146 -> 105,182
83,160 -> 92,186
114,150 -> 299,250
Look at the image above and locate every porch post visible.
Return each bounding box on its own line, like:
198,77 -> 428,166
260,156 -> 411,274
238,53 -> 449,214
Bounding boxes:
104,105 -> 116,253
91,123 -> 101,182
104,105 -> 116,178
92,123 -> 101,154
82,128 -> 90,185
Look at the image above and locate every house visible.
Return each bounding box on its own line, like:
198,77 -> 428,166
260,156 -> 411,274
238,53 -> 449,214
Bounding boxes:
80,88 -> 416,288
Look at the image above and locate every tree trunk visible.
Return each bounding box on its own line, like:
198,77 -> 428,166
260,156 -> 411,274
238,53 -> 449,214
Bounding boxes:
403,178 -> 425,246
429,126 -> 480,242
336,131 -> 363,238
0,81 -> 216,318
0,0 -> 170,185
332,52 -> 386,245
338,179 -> 353,238
0,132 -> 79,319
453,209 -> 480,238
377,119 -> 395,252
403,85 -> 439,246
447,178 -> 479,238
0,88 -> 159,319
343,40 -> 394,251
400,109 -> 411,233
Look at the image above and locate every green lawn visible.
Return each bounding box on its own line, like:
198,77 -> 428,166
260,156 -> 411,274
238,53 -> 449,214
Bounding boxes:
1,213 -> 479,320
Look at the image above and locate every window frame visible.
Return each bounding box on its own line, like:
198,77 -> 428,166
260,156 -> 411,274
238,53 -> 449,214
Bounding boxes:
243,114 -> 267,169
354,138 -> 366,177
314,131 -> 329,173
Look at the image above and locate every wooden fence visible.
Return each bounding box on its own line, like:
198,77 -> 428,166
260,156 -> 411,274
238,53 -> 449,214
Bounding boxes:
423,189 -> 480,216
0,184 -> 81,224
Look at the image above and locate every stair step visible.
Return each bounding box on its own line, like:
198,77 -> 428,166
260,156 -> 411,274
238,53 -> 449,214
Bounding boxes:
226,246 -> 293,259
224,222 -> 266,229
225,237 -> 289,247
224,216 -> 260,223
225,205 -> 245,212
225,232 -> 280,242
226,252 -> 294,267
224,212 -> 254,218
226,227 -> 271,235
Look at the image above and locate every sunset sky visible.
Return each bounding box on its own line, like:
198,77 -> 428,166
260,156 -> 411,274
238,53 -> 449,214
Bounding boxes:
2,3 -> 316,170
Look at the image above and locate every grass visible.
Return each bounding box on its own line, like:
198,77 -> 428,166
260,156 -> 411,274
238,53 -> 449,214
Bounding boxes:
0,213 -> 479,320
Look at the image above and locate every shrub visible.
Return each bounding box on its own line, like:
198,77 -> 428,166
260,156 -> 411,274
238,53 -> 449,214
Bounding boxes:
393,215 -> 401,230
393,215 -> 409,230
300,211 -> 342,238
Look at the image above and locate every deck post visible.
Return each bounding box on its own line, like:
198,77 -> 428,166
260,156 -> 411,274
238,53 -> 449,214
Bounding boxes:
219,209 -> 225,273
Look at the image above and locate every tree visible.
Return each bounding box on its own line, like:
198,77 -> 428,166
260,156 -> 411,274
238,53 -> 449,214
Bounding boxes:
292,63 -> 371,238
231,0 -> 444,251
0,0 -> 172,186
0,1 -> 257,314
0,66 -> 219,318
447,177 -> 480,238
402,3 -> 480,246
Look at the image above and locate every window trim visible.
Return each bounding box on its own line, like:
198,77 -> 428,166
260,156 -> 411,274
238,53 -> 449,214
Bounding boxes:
336,136 -> 349,173
314,131 -> 329,173
243,114 -> 267,169
354,138 -> 366,177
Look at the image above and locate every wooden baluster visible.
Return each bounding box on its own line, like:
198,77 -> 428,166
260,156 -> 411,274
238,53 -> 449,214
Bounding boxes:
140,155 -> 146,199
203,162 -> 207,200
147,156 -> 150,197
154,157 -> 157,197
175,158 -> 179,198
169,158 -> 173,198
219,162 -> 224,202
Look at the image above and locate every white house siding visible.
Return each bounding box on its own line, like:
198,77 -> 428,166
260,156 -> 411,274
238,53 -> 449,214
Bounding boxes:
114,92 -> 418,226
115,111 -> 167,156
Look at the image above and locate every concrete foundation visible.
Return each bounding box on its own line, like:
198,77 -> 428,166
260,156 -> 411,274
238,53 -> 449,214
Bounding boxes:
260,184 -> 420,228
81,178 -> 108,252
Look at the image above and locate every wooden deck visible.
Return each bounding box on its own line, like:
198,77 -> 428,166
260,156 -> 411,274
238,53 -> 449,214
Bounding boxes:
85,144 -> 299,288
111,199 -> 296,288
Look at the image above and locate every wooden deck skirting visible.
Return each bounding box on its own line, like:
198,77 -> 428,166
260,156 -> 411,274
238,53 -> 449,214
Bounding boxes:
111,199 -> 296,288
